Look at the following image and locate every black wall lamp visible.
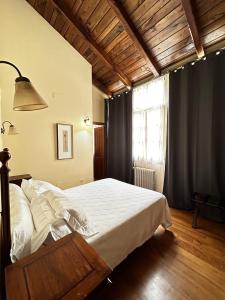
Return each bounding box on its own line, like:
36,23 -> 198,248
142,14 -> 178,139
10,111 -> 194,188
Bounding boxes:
0,60 -> 48,111
1,121 -> 18,135
84,116 -> 91,126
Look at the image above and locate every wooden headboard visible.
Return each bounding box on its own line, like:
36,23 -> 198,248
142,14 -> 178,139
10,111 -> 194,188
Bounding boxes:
0,148 -> 31,298
0,148 -> 11,299
9,174 -> 32,187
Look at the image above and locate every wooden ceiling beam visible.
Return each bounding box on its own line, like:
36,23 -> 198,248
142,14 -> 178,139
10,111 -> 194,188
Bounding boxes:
51,0 -> 131,88
107,0 -> 160,77
181,0 -> 205,58
92,76 -> 112,97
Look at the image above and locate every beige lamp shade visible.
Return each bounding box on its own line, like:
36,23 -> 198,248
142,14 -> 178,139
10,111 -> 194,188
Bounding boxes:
13,77 -> 48,111
8,125 -> 19,135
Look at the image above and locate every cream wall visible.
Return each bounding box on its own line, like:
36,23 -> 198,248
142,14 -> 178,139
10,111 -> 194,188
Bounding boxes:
92,85 -> 106,123
0,0 -> 93,188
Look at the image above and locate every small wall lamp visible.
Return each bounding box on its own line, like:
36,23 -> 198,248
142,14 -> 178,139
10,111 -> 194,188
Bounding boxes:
0,60 -> 48,111
1,121 -> 18,135
84,116 -> 91,126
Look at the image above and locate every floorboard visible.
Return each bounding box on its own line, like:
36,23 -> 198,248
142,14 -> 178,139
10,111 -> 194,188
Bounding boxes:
99,208 -> 225,300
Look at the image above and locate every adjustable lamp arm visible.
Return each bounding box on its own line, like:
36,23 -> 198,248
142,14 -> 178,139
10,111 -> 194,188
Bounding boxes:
0,60 -> 22,77
2,121 -> 13,127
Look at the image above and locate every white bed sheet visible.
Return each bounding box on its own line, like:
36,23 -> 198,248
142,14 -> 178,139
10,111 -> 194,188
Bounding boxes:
64,178 -> 171,269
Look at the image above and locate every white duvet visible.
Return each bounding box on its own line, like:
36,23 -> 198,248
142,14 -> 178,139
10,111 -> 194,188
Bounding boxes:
64,178 -> 172,268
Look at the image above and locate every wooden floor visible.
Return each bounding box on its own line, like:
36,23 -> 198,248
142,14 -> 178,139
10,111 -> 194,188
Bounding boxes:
99,208 -> 225,300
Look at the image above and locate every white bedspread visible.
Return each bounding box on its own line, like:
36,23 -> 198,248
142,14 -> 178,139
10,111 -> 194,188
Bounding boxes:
64,178 -> 171,268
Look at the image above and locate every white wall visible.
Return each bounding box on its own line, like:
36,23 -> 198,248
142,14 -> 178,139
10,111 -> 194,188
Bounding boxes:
0,0 -> 93,188
92,85 -> 106,123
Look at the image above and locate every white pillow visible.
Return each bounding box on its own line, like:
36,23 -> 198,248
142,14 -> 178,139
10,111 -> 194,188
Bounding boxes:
21,179 -> 61,202
9,183 -> 34,262
30,193 -> 58,232
30,193 -> 71,253
43,189 -> 98,237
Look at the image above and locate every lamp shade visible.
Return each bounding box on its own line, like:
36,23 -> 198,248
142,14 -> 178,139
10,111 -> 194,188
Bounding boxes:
8,125 -> 19,135
13,77 -> 48,111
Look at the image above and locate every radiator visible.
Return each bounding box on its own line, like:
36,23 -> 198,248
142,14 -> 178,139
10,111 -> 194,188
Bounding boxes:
134,167 -> 155,190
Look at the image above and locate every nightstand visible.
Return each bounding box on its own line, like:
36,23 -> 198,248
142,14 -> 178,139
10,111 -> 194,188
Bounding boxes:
5,233 -> 111,300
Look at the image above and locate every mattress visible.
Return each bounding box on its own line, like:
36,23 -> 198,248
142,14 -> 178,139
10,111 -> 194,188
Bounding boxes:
64,178 -> 171,269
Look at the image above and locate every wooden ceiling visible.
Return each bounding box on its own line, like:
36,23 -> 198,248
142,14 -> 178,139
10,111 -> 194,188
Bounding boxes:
26,0 -> 225,95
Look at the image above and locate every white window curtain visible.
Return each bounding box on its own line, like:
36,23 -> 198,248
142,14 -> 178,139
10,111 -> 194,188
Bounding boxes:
132,75 -> 169,192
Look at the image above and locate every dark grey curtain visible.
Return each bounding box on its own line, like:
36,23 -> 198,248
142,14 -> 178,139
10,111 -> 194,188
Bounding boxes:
105,91 -> 133,184
164,51 -> 225,220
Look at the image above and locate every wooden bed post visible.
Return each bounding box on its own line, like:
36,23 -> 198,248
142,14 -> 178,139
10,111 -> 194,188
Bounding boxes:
0,148 -> 11,299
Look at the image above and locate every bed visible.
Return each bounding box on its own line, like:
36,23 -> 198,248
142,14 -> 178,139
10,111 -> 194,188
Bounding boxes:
0,148 -> 171,296
64,179 -> 171,268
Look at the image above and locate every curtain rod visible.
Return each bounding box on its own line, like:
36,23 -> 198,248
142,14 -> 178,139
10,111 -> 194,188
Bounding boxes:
111,40 -> 225,98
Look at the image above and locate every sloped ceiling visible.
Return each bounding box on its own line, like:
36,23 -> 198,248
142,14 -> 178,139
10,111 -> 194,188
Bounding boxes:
26,0 -> 225,95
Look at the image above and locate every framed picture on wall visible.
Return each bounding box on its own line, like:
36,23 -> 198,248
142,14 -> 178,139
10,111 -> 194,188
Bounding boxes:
56,123 -> 73,160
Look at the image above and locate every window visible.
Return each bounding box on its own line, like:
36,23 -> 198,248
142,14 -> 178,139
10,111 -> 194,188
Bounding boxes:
133,76 -> 168,166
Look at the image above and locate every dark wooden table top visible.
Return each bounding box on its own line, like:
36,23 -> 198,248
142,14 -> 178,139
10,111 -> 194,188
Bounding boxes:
5,232 -> 111,300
